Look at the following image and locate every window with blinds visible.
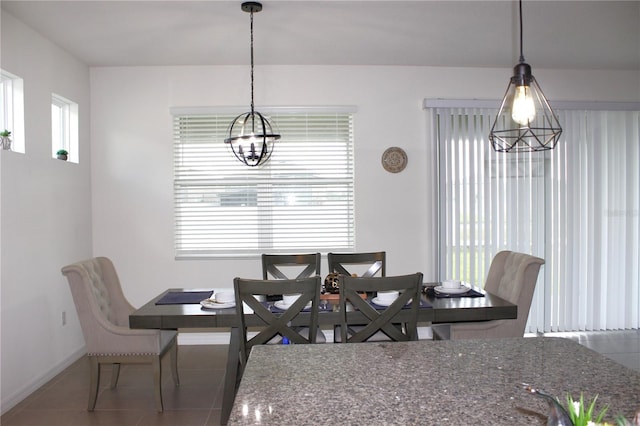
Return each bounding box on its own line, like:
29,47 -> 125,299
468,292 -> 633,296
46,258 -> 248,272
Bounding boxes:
172,108 -> 355,258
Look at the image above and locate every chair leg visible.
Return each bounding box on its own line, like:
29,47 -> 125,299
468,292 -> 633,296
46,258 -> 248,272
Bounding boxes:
88,357 -> 100,411
221,327 -> 242,425
110,363 -> 121,388
152,356 -> 164,412
432,324 -> 451,340
170,342 -> 180,386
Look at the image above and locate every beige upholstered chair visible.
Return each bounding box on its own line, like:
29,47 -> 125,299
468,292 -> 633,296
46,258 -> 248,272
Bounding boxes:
61,257 -> 179,412
432,250 -> 545,340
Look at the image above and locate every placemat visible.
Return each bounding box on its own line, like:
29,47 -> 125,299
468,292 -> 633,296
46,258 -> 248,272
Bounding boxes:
423,286 -> 484,298
369,299 -> 432,309
155,291 -> 214,305
266,301 -> 333,313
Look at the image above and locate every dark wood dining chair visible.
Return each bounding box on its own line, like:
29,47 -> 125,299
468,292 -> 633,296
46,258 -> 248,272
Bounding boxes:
328,252 -> 386,342
262,253 -> 321,280
328,251 -> 386,277
234,276 -> 321,367
337,272 -> 423,343
261,253 -> 325,343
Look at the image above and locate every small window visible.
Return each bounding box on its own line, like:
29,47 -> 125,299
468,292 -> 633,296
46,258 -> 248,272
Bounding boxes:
1,69 -> 25,153
51,93 -> 78,162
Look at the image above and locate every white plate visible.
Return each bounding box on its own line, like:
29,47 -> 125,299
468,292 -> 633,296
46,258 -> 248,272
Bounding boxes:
274,300 -> 312,310
434,285 -> 470,295
371,296 -> 396,306
200,299 -> 235,309
371,297 -> 412,306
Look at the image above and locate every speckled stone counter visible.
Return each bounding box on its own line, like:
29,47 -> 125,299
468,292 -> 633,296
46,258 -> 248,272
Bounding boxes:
229,337 -> 640,425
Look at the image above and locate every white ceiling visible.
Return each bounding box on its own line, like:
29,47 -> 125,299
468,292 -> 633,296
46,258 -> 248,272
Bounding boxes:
2,0 -> 639,70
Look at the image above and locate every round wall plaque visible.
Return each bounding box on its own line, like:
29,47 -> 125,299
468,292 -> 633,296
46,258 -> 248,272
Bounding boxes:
381,147 -> 408,173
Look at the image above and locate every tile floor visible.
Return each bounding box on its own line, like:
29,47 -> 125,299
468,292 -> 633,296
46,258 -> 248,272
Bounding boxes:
1,345 -> 228,426
537,329 -> 640,373
1,330 -> 639,426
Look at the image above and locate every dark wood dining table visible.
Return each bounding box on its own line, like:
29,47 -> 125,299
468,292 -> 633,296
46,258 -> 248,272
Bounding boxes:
129,284 -> 517,424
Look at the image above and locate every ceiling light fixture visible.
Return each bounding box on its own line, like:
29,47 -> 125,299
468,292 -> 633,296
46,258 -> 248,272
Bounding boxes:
489,0 -> 562,153
224,1 -> 280,167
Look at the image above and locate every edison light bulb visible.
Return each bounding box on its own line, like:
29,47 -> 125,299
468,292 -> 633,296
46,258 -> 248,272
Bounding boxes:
511,85 -> 535,125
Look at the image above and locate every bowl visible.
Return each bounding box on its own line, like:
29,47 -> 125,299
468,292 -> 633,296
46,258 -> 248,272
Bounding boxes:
282,293 -> 301,306
215,291 -> 235,303
376,290 -> 399,303
442,280 -> 462,289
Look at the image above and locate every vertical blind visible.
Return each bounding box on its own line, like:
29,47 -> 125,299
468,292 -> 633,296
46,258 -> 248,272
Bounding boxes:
429,103 -> 639,332
543,109 -> 639,331
172,108 -> 355,258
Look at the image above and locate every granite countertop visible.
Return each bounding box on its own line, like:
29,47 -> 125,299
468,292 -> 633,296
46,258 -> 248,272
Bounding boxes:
229,337 -> 640,425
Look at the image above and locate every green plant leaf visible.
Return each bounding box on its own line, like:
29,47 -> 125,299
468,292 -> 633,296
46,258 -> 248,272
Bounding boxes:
566,393 -> 609,426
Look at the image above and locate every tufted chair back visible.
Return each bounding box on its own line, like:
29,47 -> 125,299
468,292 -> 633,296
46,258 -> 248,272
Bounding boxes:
82,257 -> 128,326
62,256 -> 179,412
432,250 -> 544,340
62,257 -> 165,356
484,250 -> 545,334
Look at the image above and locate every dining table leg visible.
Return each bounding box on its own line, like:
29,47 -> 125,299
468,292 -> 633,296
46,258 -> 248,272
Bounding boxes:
220,327 -> 241,425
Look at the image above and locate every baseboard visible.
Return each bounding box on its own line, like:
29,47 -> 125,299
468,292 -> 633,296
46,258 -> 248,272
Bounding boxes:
176,327 -> 434,345
177,331 -> 232,345
177,330 -> 335,345
418,326 -> 433,340
1,345 -> 86,416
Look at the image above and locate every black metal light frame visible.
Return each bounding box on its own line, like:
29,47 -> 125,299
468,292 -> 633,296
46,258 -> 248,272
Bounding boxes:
489,0 -> 562,153
224,1 -> 280,167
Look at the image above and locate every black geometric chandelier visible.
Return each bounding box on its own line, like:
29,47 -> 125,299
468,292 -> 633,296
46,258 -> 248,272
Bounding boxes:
224,1 -> 280,167
489,0 -> 562,153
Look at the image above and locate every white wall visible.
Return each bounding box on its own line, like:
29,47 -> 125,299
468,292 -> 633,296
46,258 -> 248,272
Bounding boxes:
90,65 -> 639,307
0,12 -> 92,413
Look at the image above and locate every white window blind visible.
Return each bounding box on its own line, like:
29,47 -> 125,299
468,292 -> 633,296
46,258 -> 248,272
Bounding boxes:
428,102 -> 639,332
172,109 -> 355,258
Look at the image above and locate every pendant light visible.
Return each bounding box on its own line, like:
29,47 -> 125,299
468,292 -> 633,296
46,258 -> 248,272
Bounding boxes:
489,0 -> 562,153
224,1 -> 280,167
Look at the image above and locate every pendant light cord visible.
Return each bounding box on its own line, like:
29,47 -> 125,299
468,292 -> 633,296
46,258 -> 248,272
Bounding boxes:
518,0 -> 525,63
250,9 -> 255,115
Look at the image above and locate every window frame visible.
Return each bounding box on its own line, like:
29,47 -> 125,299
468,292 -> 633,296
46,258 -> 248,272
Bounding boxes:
1,69 -> 25,153
172,106 -> 357,259
51,93 -> 79,162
